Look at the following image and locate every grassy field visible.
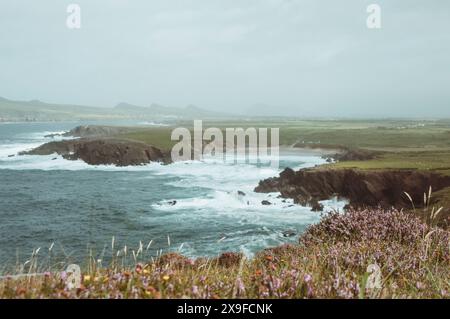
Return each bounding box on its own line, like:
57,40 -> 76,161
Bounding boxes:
329,151 -> 450,174
117,118 -> 450,151
118,119 -> 450,179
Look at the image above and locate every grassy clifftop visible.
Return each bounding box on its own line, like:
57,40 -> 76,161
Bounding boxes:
115,118 -> 450,151
329,151 -> 450,174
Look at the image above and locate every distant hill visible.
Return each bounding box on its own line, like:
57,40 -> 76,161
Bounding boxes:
0,97 -> 231,122
114,102 -> 228,119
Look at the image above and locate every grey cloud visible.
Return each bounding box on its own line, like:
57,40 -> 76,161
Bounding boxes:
0,0 -> 449,117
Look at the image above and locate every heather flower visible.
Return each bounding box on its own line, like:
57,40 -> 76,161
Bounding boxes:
0,208 -> 447,299
304,274 -> 312,283
235,277 -> 246,296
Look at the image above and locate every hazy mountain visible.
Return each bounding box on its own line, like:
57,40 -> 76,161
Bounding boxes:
0,97 -> 115,122
115,102 -> 229,119
0,97 -> 231,122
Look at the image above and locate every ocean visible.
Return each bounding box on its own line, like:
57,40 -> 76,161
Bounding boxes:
0,121 -> 345,266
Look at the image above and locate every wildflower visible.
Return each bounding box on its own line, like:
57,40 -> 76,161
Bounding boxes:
304,274 -> 312,283
143,269 -> 150,275
162,275 -> 170,281
192,285 -> 199,295
135,264 -> 143,273
186,259 -> 195,266
416,282 -> 425,290
265,255 -> 273,261
83,275 -> 91,282
235,277 -> 246,295
255,269 -> 262,276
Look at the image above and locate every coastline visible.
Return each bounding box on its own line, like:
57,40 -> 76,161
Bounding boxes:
0,122 -> 449,298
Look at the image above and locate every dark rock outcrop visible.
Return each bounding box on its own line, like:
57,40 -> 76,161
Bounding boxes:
20,138 -> 171,166
310,199 -> 324,212
282,230 -> 296,237
255,168 -> 450,210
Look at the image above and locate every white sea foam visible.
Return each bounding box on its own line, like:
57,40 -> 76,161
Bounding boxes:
137,121 -> 170,127
15,131 -> 68,140
0,129 -> 347,258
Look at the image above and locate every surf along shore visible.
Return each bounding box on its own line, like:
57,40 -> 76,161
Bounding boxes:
2,119 -> 450,298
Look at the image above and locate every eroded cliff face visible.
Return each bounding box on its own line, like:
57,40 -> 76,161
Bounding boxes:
255,167 -> 450,210
20,138 -> 171,166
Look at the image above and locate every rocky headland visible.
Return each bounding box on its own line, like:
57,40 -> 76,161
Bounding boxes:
20,138 -> 171,166
255,167 -> 450,214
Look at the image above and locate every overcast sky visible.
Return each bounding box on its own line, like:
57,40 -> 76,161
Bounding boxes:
0,0 -> 449,117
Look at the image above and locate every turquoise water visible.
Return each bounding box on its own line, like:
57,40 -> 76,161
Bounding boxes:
0,122 -> 345,265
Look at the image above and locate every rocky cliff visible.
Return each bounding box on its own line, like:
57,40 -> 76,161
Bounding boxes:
20,138 -> 171,166
255,167 -> 450,210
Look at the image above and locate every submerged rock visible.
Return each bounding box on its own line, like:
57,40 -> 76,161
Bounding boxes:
282,230 -> 297,237
310,199 -> 324,212
261,200 -> 272,206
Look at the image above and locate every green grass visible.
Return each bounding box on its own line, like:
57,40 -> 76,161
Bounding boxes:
114,119 -> 450,151
120,127 -> 177,150
328,151 -> 450,174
